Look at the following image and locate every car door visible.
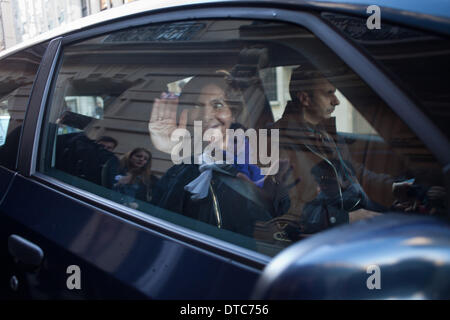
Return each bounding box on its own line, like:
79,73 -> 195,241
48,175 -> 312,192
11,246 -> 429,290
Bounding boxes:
0,8 -> 278,300
0,42 -> 49,298
0,2 -> 448,300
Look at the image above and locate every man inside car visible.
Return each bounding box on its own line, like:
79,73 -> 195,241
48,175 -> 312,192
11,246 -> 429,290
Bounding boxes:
270,66 -> 393,233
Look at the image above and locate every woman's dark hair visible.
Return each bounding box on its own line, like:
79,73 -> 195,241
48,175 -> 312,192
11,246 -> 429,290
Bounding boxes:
120,147 -> 152,185
178,70 -> 245,121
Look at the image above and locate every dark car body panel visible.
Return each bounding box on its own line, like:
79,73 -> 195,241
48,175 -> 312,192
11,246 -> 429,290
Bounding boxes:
0,174 -> 261,299
264,0 -> 450,35
0,169 -> 14,199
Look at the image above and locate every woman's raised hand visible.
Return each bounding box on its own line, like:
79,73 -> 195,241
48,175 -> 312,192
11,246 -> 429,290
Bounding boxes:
148,92 -> 188,154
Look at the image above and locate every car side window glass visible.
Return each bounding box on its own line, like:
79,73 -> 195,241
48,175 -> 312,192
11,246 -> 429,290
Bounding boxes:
38,19 -> 446,257
321,12 -> 450,140
0,43 -> 47,170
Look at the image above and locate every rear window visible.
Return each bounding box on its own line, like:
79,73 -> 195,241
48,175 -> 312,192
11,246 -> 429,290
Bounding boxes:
0,42 -> 48,169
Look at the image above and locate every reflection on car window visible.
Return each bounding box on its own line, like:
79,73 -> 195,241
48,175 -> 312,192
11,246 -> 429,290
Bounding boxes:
260,66 -> 379,136
38,19 -> 447,257
0,43 -> 48,169
322,12 -> 450,139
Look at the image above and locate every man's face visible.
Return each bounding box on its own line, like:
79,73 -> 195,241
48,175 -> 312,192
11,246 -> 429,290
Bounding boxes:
303,78 -> 340,123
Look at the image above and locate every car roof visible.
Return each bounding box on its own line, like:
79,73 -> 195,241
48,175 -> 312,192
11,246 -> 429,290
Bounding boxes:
311,0 -> 450,20
1,0 -> 449,59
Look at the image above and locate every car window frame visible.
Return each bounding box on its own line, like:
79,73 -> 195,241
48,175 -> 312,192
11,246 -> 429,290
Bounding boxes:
0,41 -> 50,171
17,4 -> 450,269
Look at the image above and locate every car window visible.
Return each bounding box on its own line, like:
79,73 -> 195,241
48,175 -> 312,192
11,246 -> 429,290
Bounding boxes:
321,12 -> 450,139
38,19 -> 446,257
0,43 -> 48,170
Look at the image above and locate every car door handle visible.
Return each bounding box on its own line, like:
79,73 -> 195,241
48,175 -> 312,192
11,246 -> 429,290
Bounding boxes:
8,234 -> 44,268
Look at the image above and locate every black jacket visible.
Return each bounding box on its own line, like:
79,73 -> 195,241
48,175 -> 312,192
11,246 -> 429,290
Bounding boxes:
152,162 -> 289,237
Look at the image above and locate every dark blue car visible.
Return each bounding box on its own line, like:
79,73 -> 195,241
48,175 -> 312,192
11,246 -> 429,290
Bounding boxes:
0,0 -> 449,300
